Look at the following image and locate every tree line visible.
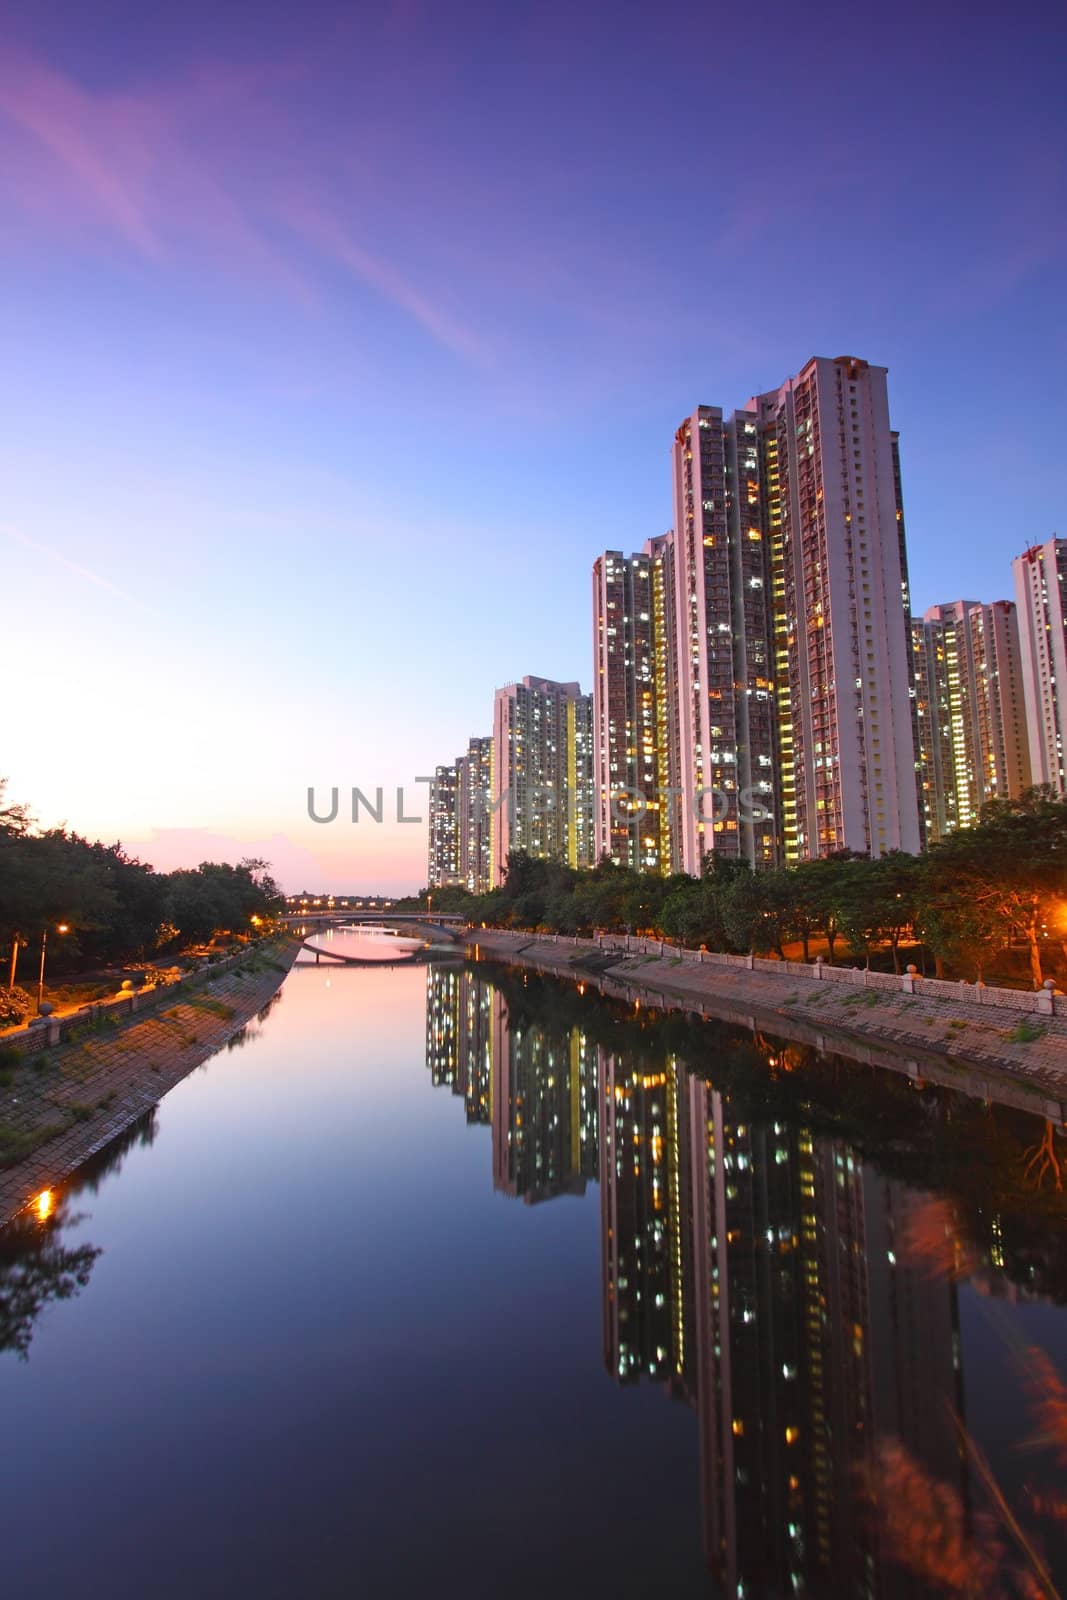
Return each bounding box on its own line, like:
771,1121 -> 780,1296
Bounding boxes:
0,781 -> 283,996
416,789 -> 1067,988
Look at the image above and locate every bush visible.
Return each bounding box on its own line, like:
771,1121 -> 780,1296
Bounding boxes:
0,986 -> 33,1027
0,1044 -> 22,1070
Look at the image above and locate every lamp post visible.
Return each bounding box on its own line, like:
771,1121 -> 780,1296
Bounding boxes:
37,923 -> 69,1013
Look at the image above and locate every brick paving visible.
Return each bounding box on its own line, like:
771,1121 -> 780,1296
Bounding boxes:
0,941 -> 301,1225
469,932 -> 1067,1125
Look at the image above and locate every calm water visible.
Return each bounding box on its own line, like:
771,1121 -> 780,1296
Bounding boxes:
3,954 -> 1067,1599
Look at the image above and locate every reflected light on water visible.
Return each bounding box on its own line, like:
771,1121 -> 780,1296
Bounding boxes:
35,1189 -> 53,1223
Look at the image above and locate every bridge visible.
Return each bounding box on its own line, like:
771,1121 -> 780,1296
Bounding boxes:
282,910 -> 466,933
283,912 -> 470,963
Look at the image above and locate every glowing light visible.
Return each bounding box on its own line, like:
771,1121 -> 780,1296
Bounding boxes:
36,1188 -> 53,1221
57,924 -> 69,934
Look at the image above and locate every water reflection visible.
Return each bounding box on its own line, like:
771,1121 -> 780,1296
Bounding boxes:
428,962 -> 1067,1597
0,1110 -> 157,1360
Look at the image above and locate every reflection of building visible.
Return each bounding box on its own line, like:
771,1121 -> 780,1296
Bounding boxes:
682,1081 -> 967,1597
490,1000 -> 598,1204
594,1034 -> 969,1597
490,676 -> 595,886
425,966 -> 495,1125
599,1049 -> 691,1386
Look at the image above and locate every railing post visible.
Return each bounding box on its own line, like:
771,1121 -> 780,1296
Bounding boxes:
901,964 -> 918,995
1037,979 -> 1057,1015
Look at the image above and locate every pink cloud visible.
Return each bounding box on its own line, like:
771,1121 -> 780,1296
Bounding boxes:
0,44 -> 489,358
275,194 -> 491,365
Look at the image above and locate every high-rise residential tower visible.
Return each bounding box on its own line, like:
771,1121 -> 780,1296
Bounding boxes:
669,407 -> 778,872
490,676 -> 595,886
592,549 -> 663,871
594,357 -> 921,875
751,357 -> 921,860
457,735 -> 493,893
427,762 -> 461,888
1013,538 -> 1067,793
912,600 -> 1031,842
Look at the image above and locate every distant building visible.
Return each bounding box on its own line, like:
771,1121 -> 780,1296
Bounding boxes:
490,675 -> 595,886
912,600 -> 1031,842
1013,537 -> 1067,792
427,762 -> 461,888
457,735 -> 493,894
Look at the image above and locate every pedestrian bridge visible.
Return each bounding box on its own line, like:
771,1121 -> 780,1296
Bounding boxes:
285,913 -> 469,963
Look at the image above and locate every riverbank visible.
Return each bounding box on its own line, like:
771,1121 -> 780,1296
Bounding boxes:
467,930 -> 1067,1125
0,936 -> 302,1225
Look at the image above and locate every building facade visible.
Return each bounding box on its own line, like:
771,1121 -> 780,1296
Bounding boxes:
457,735 -> 493,894
427,762 -> 461,888
592,550 -> 663,871
490,675 -> 595,886
751,357 -> 921,861
1013,537 -> 1067,793
912,600 -> 1031,842
591,356 -> 922,874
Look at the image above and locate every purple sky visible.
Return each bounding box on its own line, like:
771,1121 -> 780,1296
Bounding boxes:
3,0 -> 1065,892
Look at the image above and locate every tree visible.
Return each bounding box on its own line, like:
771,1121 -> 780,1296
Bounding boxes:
918,793 -> 1067,987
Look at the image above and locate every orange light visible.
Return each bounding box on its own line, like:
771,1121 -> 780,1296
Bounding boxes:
57,924 -> 69,934
36,1188 -> 53,1222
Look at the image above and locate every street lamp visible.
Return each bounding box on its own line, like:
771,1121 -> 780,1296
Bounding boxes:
38,923 -> 69,1013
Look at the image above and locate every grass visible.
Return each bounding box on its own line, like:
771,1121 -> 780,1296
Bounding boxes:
188,997 -> 237,1021
69,1101 -> 95,1122
0,1043 -> 24,1070
1008,1018 -> 1047,1044
0,1119 -> 66,1168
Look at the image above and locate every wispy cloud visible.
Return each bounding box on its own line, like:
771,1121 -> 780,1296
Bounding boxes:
0,44 -> 489,361
276,195 -> 491,365
0,521 -> 161,614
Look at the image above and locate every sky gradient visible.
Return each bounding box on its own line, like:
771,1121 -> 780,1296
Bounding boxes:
3,0 -> 1065,891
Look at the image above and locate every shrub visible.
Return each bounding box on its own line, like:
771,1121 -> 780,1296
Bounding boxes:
0,986 -> 33,1026
0,1044 -> 23,1070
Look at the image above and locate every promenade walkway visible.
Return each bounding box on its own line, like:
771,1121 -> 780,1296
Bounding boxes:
0,939 -> 301,1225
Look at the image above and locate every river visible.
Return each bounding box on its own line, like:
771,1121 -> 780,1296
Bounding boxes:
2,952 -> 1067,1598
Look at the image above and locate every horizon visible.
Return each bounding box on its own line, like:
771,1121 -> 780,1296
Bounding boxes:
4,0 -> 1065,893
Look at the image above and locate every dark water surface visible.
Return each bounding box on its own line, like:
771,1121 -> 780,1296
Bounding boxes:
3,955 -> 1067,1599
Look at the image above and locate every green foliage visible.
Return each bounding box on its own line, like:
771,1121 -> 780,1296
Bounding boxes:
460,797 -> 1067,987
0,986 -> 33,1026
1009,1018 -> 1046,1043
0,782 -> 284,977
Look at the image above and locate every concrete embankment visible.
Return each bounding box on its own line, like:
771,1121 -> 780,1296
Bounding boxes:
466,931 -> 1067,1127
0,938 -> 302,1226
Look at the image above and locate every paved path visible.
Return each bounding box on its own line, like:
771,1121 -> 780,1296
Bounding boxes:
0,941 -> 301,1225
